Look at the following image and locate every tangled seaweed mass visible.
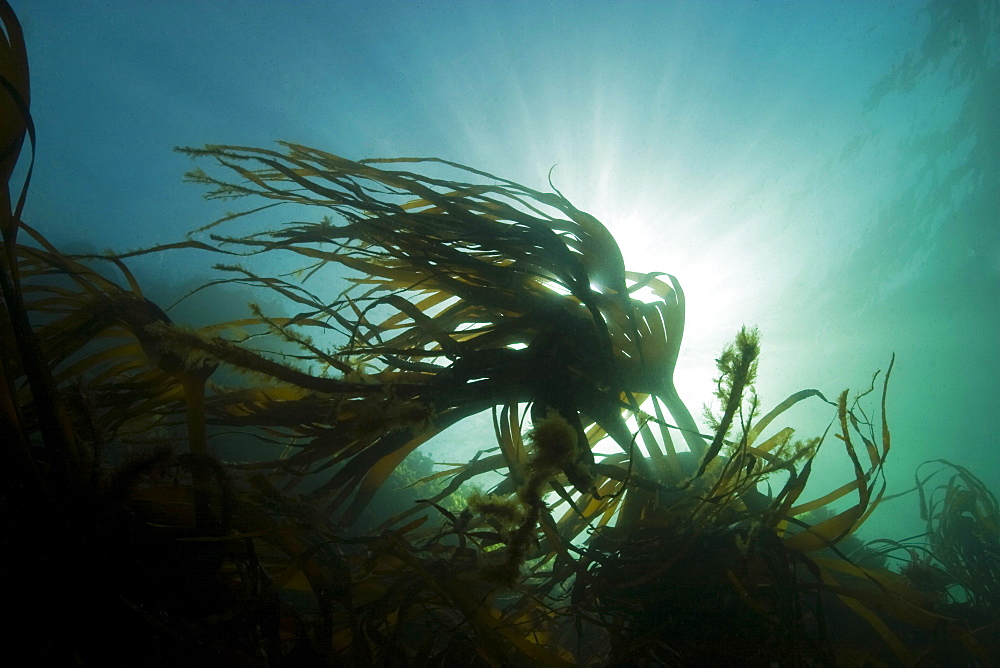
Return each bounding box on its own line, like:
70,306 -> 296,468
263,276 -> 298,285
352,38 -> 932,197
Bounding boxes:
1,4 -> 998,665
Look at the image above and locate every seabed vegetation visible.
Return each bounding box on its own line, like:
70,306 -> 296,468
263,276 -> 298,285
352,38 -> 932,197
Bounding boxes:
2,4 -> 998,665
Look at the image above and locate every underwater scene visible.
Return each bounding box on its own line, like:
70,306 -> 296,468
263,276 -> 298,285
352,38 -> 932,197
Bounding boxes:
2,0 -> 998,665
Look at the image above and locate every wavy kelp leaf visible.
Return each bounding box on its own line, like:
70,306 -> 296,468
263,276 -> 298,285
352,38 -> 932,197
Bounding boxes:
745,389 -> 828,447
780,360 -> 893,550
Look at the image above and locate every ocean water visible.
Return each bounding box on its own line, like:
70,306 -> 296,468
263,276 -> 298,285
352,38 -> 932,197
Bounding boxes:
9,0 -> 999,545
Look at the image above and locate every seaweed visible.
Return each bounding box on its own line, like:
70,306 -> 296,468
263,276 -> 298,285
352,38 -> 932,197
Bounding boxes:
2,1 -> 998,662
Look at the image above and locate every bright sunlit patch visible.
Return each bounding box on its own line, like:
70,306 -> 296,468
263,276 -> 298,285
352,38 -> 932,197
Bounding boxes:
540,279 -> 572,296
627,284 -> 661,305
576,197 -> 759,442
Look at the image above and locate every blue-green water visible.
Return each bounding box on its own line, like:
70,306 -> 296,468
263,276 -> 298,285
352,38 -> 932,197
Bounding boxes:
10,0 -> 999,543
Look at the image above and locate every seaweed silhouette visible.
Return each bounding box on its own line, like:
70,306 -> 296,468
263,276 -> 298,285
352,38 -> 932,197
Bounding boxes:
2,3 -> 998,663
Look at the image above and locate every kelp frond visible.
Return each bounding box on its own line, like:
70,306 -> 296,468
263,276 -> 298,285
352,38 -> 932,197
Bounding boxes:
104,143 -> 714,527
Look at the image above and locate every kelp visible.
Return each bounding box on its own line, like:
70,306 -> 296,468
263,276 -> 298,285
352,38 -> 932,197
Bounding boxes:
3,0 -> 999,658
5,145 -> 996,665
102,141 -> 718,531
85,142 -> 985,663
915,459 -> 1000,610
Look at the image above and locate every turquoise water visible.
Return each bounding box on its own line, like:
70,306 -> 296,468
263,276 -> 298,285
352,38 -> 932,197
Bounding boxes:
11,0 -> 999,543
